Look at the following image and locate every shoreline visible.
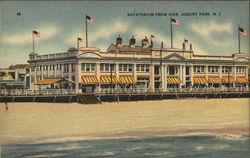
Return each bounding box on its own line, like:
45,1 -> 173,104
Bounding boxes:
0,98 -> 249,145
1,127 -> 249,145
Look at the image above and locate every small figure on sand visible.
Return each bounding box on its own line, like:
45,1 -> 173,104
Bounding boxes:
5,101 -> 8,111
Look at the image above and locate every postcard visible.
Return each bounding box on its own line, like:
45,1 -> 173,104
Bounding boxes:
0,1 -> 249,157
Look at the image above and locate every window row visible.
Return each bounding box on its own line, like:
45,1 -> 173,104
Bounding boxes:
35,64 -> 75,73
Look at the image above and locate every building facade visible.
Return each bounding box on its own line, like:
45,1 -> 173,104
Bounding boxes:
0,64 -> 29,89
28,36 -> 249,93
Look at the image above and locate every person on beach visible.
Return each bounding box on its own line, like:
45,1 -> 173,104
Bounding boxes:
5,101 -> 8,111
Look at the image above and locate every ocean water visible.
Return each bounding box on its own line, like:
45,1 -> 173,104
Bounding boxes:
1,135 -> 249,158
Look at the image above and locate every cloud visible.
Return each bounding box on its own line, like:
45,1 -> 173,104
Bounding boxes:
89,20 -> 131,43
132,27 -> 170,47
188,20 -> 233,46
65,20 -> 131,46
1,25 -> 61,44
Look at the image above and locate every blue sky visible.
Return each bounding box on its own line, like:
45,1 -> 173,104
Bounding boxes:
0,1 -> 249,68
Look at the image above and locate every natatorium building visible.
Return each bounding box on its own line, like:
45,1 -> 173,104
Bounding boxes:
28,36 -> 249,93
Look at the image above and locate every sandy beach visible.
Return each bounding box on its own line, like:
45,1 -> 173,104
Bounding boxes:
0,98 -> 249,144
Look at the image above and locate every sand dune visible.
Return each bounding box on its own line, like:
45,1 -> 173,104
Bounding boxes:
0,98 -> 249,144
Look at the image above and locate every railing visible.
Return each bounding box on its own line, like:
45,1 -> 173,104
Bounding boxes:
0,87 -> 249,96
0,89 -> 76,96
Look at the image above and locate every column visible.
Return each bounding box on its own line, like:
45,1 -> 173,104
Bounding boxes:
190,65 -> 194,86
160,64 -> 165,91
133,63 -> 137,82
232,65 -> 236,87
219,65 -> 222,79
179,65 -> 183,88
149,63 -> 155,92
75,62 -> 81,93
205,65 -> 208,86
183,65 -> 186,88
96,63 -> 101,92
165,65 -> 168,89
61,64 -> 64,78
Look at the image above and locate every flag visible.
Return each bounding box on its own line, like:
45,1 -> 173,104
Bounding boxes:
86,15 -> 94,23
239,27 -> 248,37
78,37 -> 83,42
33,30 -> 40,37
151,35 -> 155,38
184,38 -> 189,43
171,18 -> 180,25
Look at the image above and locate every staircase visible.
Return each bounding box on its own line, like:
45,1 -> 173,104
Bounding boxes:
77,94 -> 101,104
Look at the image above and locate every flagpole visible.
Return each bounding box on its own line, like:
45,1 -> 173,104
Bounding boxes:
238,24 -> 240,54
150,36 -> 153,48
85,14 -> 88,47
170,18 -> 173,48
32,32 -> 35,53
77,38 -> 79,49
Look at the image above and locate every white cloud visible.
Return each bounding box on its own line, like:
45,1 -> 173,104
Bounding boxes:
132,27 -> 170,47
188,20 -> 233,46
65,20 -> 131,46
90,20 -> 131,43
1,25 -> 61,44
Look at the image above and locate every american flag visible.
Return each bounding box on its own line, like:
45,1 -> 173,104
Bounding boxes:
171,18 -> 180,26
239,27 -> 248,37
33,30 -> 40,37
86,15 -> 94,23
78,37 -> 83,42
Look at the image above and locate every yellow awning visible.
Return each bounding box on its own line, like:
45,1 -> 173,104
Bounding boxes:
82,76 -> 99,84
167,77 -> 182,84
34,78 -> 63,85
100,76 -> 118,84
119,76 -> 136,84
222,77 -> 235,83
208,76 -> 222,84
236,77 -> 248,83
193,77 -> 208,84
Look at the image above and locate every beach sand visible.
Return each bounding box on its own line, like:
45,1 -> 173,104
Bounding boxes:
0,98 -> 249,144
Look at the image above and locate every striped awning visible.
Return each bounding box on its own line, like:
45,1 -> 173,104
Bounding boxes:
236,77 -> 248,83
34,78 -> 63,85
208,76 -> 222,84
167,77 -> 182,84
119,76 -> 136,84
222,77 -> 235,83
100,76 -> 118,84
82,76 -> 99,84
193,77 -> 208,84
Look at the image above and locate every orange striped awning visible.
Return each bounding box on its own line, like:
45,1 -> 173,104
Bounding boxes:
193,77 -> 208,84
82,76 -> 99,84
222,77 -> 235,83
100,76 -> 118,84
236,77 -> 248,83
208,76 -> 222,84
167,77 -> 182,84
34,78 -> 63,85
119,76 -> 136,84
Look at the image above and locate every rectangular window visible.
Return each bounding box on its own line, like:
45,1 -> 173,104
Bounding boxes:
81,63 -> 96,72
194,66 -> 205,73
236,66 -> 246,73
136,64 -> 150,72
208,66 -> 219,73
100,63 -> 115,72
222,66 -> 232,73
63,64 -> 69,73
168,65 -> 179,75
71,64 -> 75,72
119,64 -> 133,72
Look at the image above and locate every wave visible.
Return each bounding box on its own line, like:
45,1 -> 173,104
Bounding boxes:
24,153 -> 66,158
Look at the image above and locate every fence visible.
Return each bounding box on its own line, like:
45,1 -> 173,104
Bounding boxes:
0,87 -> 249,96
